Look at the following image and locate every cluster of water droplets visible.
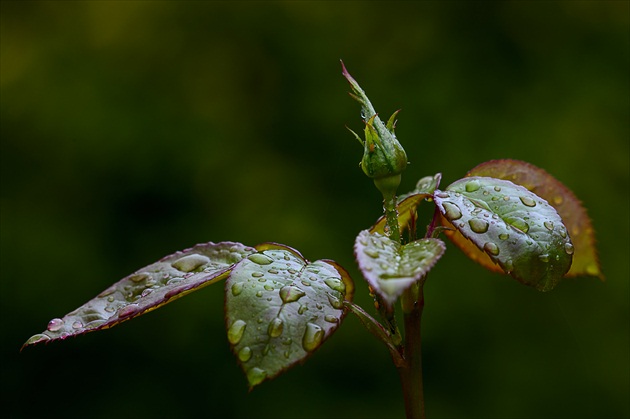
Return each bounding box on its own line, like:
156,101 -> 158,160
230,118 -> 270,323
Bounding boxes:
24,242 -> 254,348
225,248 -> 349,387
355,229 -> 445,307
434,177 -> 574,287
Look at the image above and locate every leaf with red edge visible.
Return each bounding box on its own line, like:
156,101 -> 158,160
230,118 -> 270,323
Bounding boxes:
22,242 -> 256,349
225,243 -> 354,389
435,177 -> 574,291
466,159 -> 603,280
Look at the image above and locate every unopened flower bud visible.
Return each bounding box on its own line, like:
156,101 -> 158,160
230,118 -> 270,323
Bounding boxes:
342,61 -> 408,199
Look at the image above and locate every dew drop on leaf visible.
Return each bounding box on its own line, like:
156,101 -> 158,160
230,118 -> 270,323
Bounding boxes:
465,179 -> 481,192
324,277 -> 346,293
228,320 -> 247,345
363,248 -> 380,258
47,318 -> 64,332
117,303 -> 140,319
247,367 -> 267,387
231,283 -> 244,296
247,253 -> 274,265
302,322 -> 324,352
519,196 -> 537,207
267,318 -> 284,338
238,346 -> 252,362
279,286 -> 306,303
483,242 -> 500,256
443,202 -> 462,220
468,218 -> 489,234
171,254 -> 210,272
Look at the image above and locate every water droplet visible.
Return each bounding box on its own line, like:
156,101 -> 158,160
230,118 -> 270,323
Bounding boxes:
247,367 -> 267,386
302,322 -> 324,352
117,303 -> 141,319
141,288 -> 154,298
256,290 -> 263,297
248,253 -> 274,265
544,221 -> 554,231
298,305 -> 308,315
442,202 -> 462,220
503,259 -> 514,273
279,286 -> 306,303
129,272 -> 150,283
47,318 -> 64,332
238,346 -> 252,362
324,277 -> 346,294
468,219 -> 489,233
267,268 -> 279,274
301,280 -> 311,287
494,186 -> 502,192
363,248 -> 380,259
251,272 -> 264,278
564,242 -> 575,255
231,282 -> 244,296
72,321 -> 83,330
499,233 -> 509,240
519,196 -> 536,207
508,218 -> 530,233
558,228 -> 567,238
503,196 -> 510,201
538,254 -> 550,263
264,284 -> 274,291
107,296 -> 115,302
228,320 -> 247,345
98,287 -> 116,298
267,318 -> 284,338
327,293 -> 344,309
465,179 -> 481,192
171,254 -> 210,272
483,242 -> 500,256
324,315 -> 339,323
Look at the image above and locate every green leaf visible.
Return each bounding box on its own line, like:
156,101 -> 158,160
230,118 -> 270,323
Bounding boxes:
22,242 -> 255,349
355,230 -> 445,307
466,159 -> 603,280
225,243 -> 354,389
434,177 -> 574,291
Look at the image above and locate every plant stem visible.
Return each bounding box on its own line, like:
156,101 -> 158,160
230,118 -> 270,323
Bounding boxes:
383,193 -> 401,243
399,282 -> 426,419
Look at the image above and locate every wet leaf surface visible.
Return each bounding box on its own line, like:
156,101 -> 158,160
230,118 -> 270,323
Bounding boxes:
466,159 -> 603,279
355,230 -> 445,307
224,243 -> 354,389
23,242 -> 255,349
434,177 -> 574,291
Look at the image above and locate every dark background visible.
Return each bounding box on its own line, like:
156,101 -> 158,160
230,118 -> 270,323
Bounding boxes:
1,1 -> 628,418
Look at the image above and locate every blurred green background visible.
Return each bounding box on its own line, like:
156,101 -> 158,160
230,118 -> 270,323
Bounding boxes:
1,1 -> 628,418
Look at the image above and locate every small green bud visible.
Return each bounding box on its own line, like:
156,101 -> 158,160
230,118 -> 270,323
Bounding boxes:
341,61 -> 408,198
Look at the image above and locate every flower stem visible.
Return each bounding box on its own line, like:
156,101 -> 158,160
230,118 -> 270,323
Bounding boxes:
399,282 -> 426,419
